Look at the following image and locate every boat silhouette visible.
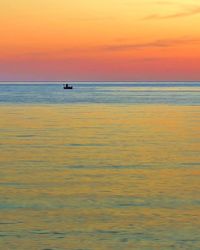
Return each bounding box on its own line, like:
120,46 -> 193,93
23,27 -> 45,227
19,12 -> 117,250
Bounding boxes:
63,83 -> 73,89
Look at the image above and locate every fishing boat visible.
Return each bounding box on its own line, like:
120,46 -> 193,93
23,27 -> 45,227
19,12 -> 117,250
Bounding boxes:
63,83 -> 73,89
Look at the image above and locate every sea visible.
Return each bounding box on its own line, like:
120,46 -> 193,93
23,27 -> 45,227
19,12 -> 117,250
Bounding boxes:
0,82 -> 200,249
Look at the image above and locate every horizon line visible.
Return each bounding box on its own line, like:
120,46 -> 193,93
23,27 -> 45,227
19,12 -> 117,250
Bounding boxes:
0,80 -> 200,83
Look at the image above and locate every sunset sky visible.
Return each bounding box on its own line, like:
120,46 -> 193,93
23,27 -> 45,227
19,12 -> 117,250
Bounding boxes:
1,0 -> 200,81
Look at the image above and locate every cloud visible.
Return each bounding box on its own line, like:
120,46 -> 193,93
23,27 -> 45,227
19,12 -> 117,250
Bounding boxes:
5,37 -> 200,60
144,6 -> 200,20
100,37 -> 200,52
69,16 -> 114,22
154,1 -> 176,6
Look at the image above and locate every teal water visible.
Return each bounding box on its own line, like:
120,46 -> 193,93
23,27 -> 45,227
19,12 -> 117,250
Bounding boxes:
0,82 -> 200,249
0,82 -> 200,105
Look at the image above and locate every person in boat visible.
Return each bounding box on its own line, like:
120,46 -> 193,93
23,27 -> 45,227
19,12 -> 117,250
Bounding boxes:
63,83 -> 68,88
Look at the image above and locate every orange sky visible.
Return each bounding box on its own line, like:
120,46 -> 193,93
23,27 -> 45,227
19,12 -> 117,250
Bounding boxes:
1,0 -> 200,81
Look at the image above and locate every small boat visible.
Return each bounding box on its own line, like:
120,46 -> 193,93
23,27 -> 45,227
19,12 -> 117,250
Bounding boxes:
63,83 -> 73,89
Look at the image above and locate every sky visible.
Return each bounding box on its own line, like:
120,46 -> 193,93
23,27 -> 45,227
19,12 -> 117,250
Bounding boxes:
0,0 -> 200,81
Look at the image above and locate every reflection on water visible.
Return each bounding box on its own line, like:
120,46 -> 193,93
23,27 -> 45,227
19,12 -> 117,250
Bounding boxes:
0,104 -> 200,249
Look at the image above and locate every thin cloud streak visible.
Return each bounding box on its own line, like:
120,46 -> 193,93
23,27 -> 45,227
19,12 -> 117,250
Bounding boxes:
3,38 -> 200,60
101,37 -> 200,52
144,6 -> 200,20
154,1 -> 178,6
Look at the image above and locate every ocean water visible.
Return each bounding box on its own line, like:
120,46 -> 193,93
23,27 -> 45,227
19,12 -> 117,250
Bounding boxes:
1,82 -> 200,105
0,82 -> 200,249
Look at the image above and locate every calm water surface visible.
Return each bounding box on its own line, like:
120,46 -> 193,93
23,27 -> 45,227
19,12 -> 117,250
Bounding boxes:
0,82 -> 200,249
